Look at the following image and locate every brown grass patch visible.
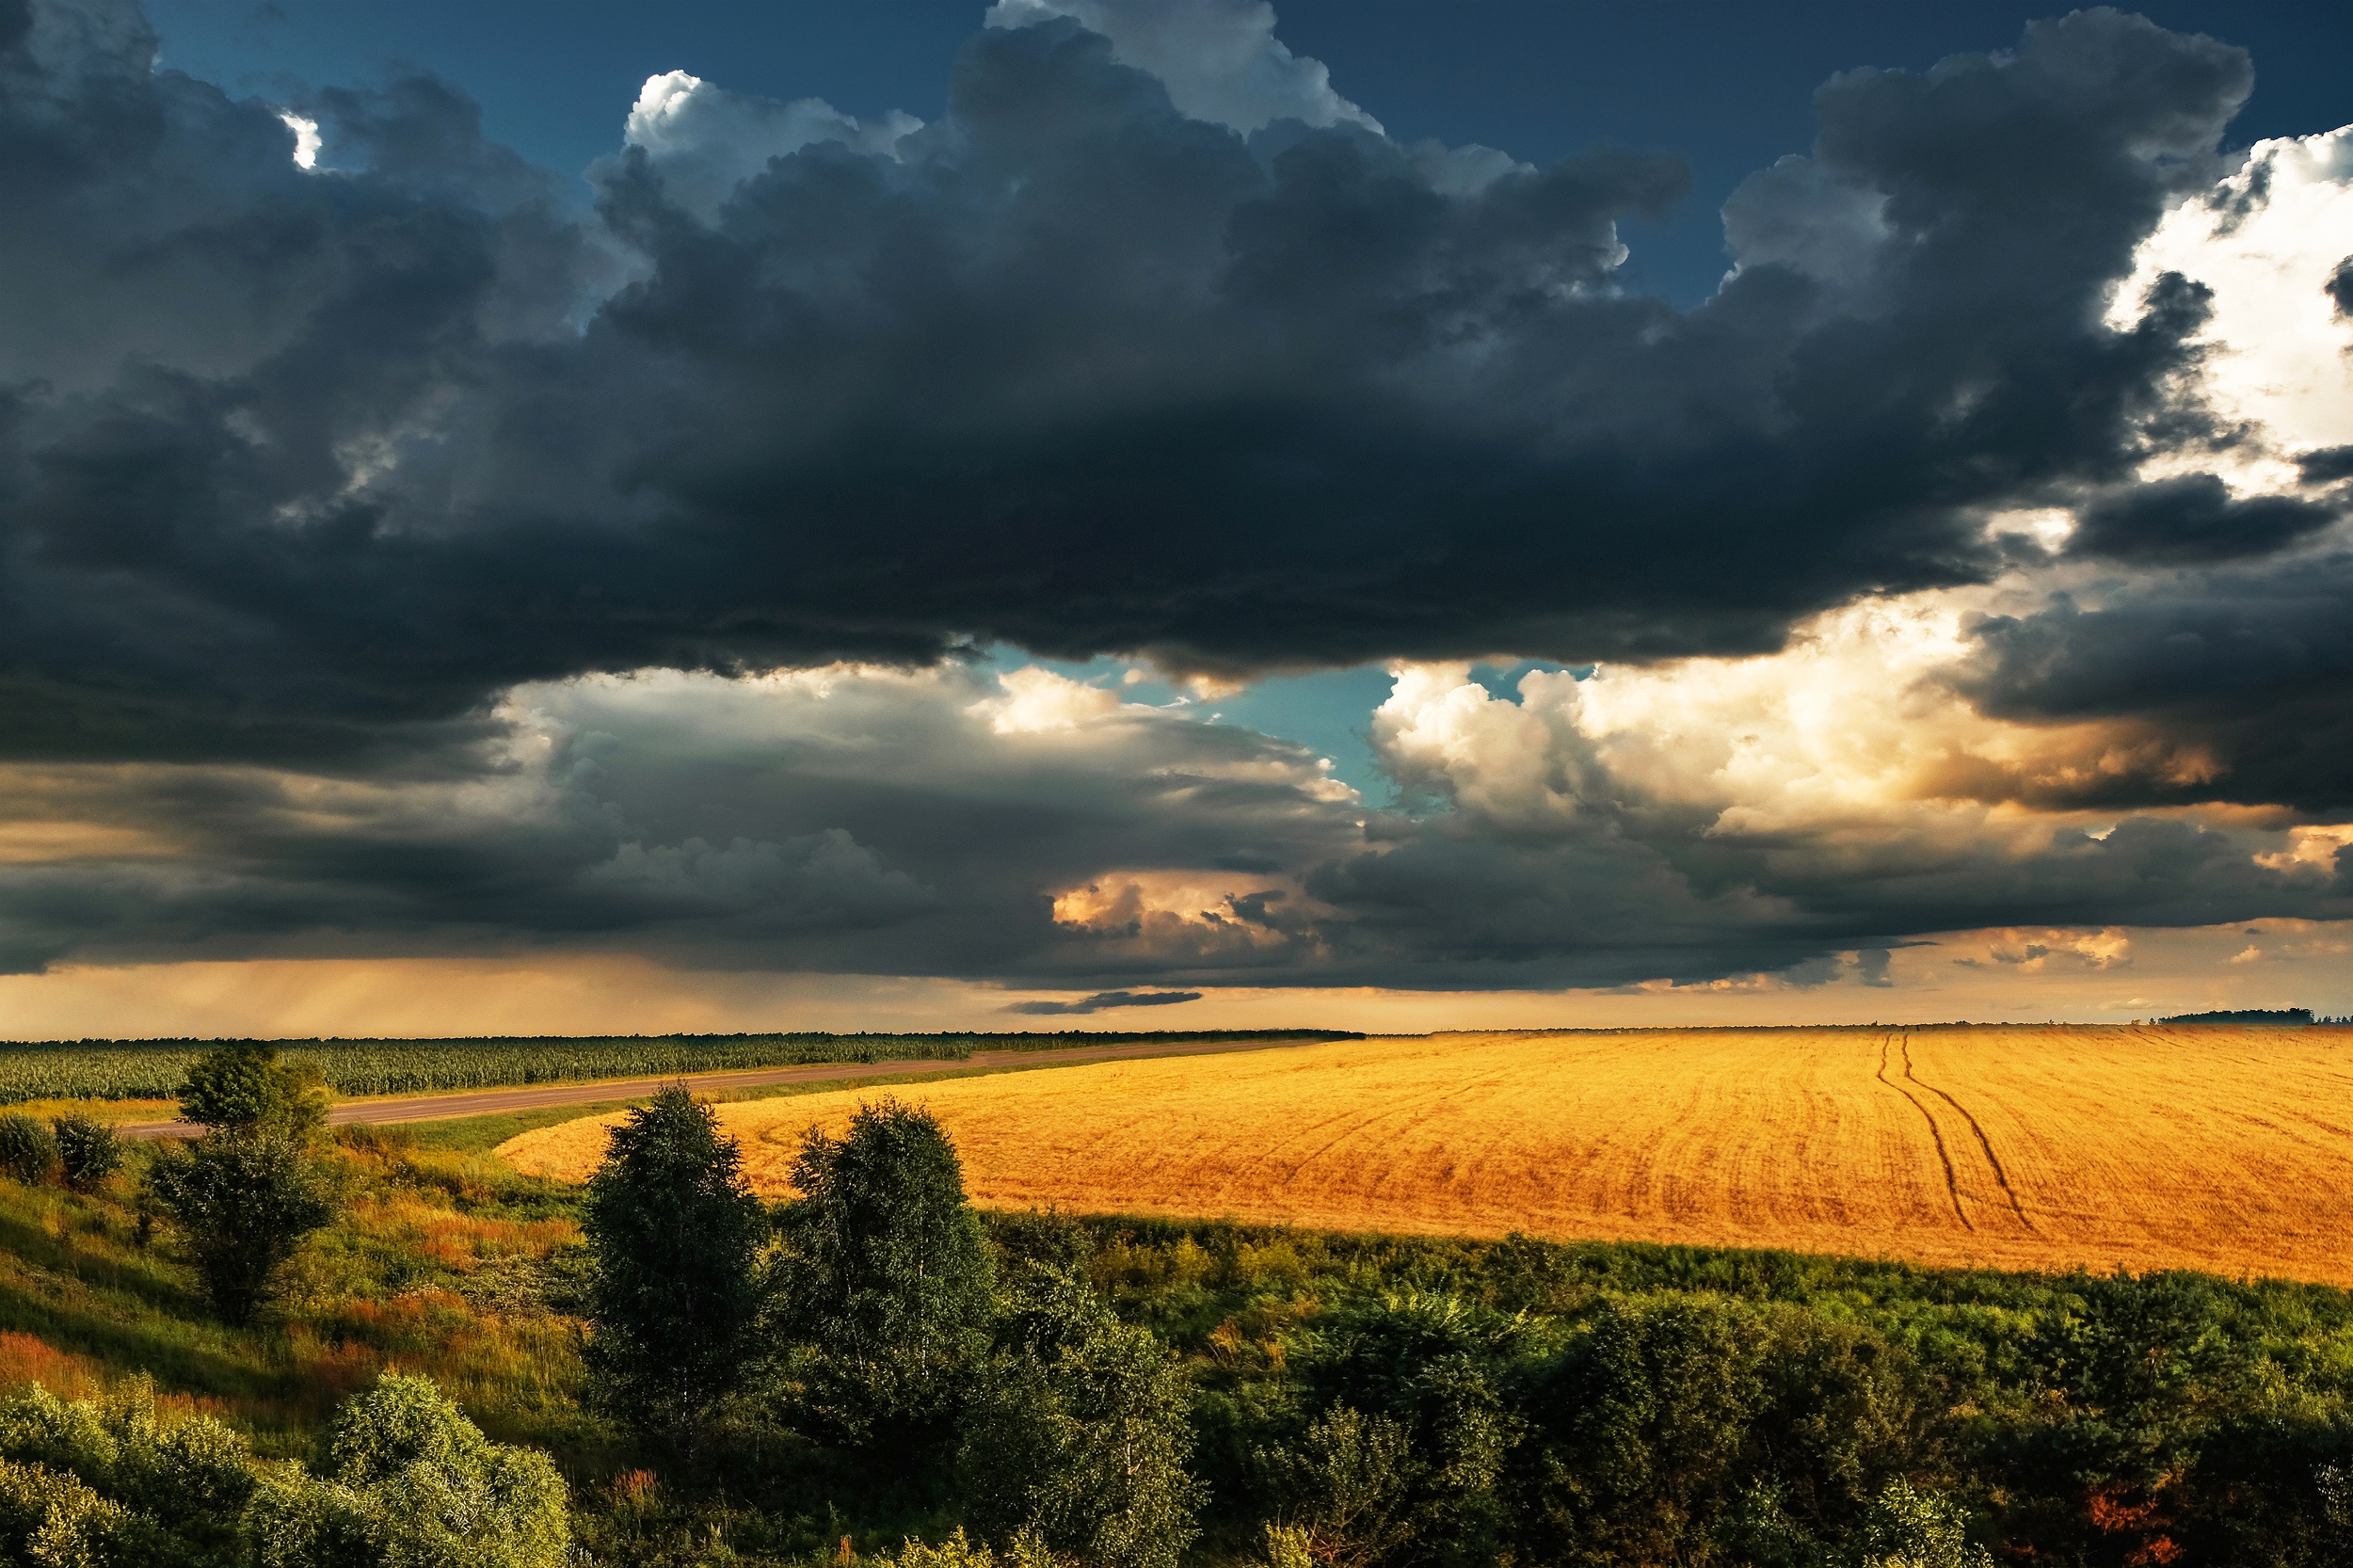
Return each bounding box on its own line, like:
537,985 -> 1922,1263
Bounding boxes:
497,1025 -> 2353,1284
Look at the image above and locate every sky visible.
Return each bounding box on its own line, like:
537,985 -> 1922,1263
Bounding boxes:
1,0 -> 2350,1036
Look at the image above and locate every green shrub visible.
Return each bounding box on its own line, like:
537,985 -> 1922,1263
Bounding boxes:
0,1113 -> 57,1185
241,1373 -> 570,1568
239,1466 -> 377,1568
0,1382 -> 116,1480
52,1113 -> 122,1192
884,1526 -> 1063,1567
959,1271 -> 1202,1568
1257,1404 -> 1417,1567
0,1454 -> 162,1565
0,1378 -> 258,1555
1835,1480 -> 1994,1568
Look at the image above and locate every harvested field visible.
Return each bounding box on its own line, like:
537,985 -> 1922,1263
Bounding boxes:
498,1025 -> 2353,1284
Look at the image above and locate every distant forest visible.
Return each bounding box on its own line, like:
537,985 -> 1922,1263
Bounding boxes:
2159,1009 -> 2317,1025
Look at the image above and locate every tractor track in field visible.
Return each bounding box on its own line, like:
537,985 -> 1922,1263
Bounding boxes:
1899,1034 -> 2037,1233
1877,1032 -> 1972,1230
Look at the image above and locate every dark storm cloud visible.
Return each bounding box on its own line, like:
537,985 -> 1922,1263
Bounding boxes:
0,667 -> 1376,978
1956,558 -> 2353,809
2066,473 -> 2338,564
2297,447 -> 2353,485
2327,255 -> 2353,317
0,1 -> 2269,762
1005,989 -> 1203,1015
5,0 -> 2350,998
1281,796 -> 2353,993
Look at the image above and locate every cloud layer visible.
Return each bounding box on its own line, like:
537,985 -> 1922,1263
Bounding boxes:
1,0 -> 2350,1007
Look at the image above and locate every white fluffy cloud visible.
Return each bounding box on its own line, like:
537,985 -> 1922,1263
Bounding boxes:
2109,123 -> 2353,465
1369,596 -> 2184,847
618,69 -> 922,222
1364,581 -> 2344,938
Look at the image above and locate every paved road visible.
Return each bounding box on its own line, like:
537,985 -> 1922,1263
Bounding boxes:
114,1033 -> 1337,1140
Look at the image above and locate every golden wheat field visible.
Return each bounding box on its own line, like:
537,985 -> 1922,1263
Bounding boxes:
497,1025 -> 2353,1284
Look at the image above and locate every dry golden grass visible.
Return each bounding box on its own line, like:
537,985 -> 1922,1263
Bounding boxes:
498,1026 -> 2353,1284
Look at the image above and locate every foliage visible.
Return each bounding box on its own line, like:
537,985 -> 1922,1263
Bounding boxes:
0,1377 -> 255,1562
0,1114 -> 57,1186
242,1373 -> 571,1568
1833,1480 -> 1994,1568
146,1130 -> 338,1325
581,1088 -> 766,1455
773,1099 -> 996,1461
0,1453 -> 160,1565
0,1032 -> 1354,1104
958,1268 -> 1202,1568
179,1044 -> 329,1142
1257,1404 -> 1417,1567
0,1373 -> 565,1568
879,1525 -> 1063,1567
52,1114 -> 122,1192
1275,1290 -> 1530,1568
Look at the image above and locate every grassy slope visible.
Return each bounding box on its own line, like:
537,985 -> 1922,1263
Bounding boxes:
0,1135 -> 600,1464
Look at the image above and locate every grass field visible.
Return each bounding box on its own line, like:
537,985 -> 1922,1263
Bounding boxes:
501,1024 -> 2353,1284
0,1029 -> 1349,1103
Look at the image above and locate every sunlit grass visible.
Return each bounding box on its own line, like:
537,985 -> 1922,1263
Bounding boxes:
0,1131 -> 608,1467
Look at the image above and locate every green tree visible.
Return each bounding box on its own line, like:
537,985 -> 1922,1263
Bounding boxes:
177,1041 -> 328,1142
147,1043 -> 340,1325
0,1455 -> 165,1566
1524,1295 -> 1767,1567
1257,1404 -> 1417,1568
580,1086 -> 767,1457
146,1128 -> 335,1324
958,1269 -> 1203,1568
774,1098 -> 995,1458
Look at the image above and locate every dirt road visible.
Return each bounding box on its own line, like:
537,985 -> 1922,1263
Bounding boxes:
114,1033 -> 1335,1140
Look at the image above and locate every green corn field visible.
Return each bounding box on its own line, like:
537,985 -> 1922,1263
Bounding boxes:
0,1030 -> 1353,1103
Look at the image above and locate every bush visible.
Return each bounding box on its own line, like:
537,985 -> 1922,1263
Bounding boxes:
241,1373 -> 570,1568
0,1113 -> 57,1185
1835,1480 -> 1994,1568
0,1454 -> 162,1565
53,1113 -> 122,1192
884,1526 -> 1063,1567
1257,1404 -> 1417,1568
1275,1289 -> 1531,1568
0,1378 -> 257,1565
959,1271 -> 1203,1568
146,1129 -> 336,1324
0,1373 -> 568,1568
